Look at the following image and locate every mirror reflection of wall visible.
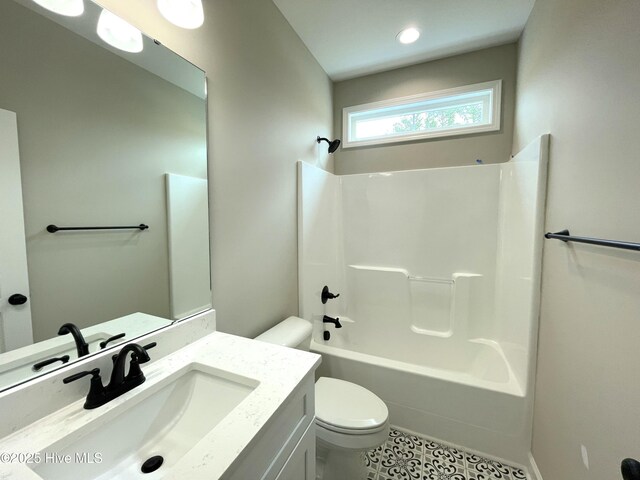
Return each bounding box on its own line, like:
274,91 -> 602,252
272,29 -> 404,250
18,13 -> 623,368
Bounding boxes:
0,0 -> 210,387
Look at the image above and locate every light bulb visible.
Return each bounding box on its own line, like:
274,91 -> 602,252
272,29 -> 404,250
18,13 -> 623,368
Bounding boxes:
97,9 -> 143,53
157,0 -> 204,30
32,0 -> 84,17
396,27 -> 421,45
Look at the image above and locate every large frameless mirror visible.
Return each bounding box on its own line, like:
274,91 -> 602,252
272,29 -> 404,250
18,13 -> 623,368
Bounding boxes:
0,0 -> 210,391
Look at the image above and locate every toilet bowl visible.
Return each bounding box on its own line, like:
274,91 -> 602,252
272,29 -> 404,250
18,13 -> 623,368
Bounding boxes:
315,376 -> 389,449
255,317 -> 390,479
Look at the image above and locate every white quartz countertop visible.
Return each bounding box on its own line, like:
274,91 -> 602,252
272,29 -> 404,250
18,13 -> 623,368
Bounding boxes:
0,332 -> 321,479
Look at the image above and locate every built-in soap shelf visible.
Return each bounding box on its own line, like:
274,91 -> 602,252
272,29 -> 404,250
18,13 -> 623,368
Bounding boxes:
346,265 -> 482,339
408,274 -> 454,285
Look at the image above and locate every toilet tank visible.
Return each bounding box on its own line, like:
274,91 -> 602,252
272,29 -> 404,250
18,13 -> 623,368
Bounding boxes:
255,316 -> 312,350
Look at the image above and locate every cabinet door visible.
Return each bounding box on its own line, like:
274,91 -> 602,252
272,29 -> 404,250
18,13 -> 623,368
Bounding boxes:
275,422 -> 315,480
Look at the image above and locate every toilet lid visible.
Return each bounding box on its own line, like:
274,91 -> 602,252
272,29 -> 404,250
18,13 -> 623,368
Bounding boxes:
315,377 -> 388,431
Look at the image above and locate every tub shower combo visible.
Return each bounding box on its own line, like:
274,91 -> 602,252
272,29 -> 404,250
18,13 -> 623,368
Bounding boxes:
298,135 -> 549,465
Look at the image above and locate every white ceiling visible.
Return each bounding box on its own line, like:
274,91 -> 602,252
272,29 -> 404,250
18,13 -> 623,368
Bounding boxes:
272,0 -> 535,81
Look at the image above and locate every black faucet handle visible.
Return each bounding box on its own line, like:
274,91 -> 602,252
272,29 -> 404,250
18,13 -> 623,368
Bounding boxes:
63,368 -> 101,384
100,333 -> 126,349
321,286 -> 340,304
32,355 -> 70,372
63,368 -> 106,410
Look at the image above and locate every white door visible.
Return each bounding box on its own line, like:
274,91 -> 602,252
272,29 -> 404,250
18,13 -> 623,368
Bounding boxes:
0,108 -> 33,352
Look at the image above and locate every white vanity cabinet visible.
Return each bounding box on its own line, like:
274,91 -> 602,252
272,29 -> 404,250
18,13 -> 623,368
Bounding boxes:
0,328 -> 322,480
225,373 -> 316,480
274,422 -> 315,480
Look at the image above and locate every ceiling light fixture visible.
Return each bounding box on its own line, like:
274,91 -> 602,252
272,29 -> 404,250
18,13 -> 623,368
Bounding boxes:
32,0 -> 84,17
157,0 -> 204,30
396,27 -> 421,45
97,9 -> 143,53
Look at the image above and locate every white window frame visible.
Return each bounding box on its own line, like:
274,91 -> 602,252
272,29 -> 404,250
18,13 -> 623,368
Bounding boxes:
342,79 -> 502,149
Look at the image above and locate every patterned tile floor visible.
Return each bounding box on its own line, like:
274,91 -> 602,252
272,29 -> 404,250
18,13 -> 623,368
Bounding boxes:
363,427 -> 527,480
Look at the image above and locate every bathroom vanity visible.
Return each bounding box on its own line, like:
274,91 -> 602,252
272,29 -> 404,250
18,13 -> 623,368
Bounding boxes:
0,313 -> 321,479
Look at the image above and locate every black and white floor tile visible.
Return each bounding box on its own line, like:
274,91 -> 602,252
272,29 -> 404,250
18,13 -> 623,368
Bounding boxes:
364,427 -> 527,480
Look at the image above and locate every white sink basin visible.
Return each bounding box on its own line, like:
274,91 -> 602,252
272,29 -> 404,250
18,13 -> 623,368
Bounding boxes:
31,363 -> 258,479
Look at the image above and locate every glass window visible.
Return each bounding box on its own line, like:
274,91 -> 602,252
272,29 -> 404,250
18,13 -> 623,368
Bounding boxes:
343,80 -> 502,148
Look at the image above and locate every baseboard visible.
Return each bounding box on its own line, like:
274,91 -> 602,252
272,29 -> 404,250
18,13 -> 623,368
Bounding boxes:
527,452 -> 544,480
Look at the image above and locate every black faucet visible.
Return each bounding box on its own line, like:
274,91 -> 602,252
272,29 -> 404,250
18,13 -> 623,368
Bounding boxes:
109,343 -> 151,388
323,315 -> 342,328
63,342 -> 154,410
58,323 -> 90,357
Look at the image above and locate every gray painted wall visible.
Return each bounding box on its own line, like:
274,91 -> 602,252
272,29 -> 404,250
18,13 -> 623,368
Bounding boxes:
97,0 -> 334,338
0,1 -> 206,342
332,44 -> 517,174
513,1 -> 640,479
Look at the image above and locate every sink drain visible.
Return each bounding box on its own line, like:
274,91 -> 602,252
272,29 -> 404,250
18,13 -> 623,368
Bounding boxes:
141,455 -> 164,474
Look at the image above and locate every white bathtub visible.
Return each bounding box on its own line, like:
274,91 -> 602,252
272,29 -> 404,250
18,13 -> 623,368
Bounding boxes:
314,315 -> 522,396
311,320 -> 531,465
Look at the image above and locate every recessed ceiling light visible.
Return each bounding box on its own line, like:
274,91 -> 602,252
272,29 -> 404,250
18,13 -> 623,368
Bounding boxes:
97,9 -> 143,53
157,0 -> 204,30
32,0 -> 84,17
396,27 -> 421,45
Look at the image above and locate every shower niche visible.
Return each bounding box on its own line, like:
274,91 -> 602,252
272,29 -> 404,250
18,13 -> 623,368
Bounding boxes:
345,265 -> 483,339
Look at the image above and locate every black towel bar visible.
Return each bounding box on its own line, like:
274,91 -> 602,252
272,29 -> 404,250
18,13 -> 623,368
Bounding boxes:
47,224 -> 149,233
544,229 -> 640,252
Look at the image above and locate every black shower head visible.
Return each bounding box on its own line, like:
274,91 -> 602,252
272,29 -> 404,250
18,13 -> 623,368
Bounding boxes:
317,136 -> 341,154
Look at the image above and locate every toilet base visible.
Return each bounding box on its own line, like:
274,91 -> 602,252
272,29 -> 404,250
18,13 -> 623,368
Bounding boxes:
315,438 -> 370,480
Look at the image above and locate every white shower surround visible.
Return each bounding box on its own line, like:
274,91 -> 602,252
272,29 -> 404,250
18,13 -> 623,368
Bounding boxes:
298,135 -> 549,464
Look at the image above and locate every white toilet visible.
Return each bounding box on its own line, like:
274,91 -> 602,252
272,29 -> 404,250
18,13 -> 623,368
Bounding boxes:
256,316 -> 389,480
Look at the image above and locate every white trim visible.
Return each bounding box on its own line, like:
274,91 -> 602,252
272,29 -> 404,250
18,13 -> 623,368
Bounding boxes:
342,79 -> 502,149
527,452 -> 544,480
